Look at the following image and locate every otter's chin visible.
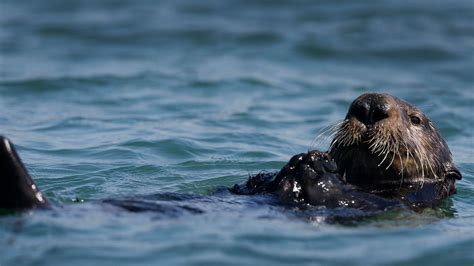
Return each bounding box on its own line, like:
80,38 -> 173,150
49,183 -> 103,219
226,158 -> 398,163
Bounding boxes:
331,145 -> 405,189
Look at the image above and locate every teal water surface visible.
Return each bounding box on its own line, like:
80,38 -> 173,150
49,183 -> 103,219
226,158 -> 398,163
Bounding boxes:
1,0 -> 473,265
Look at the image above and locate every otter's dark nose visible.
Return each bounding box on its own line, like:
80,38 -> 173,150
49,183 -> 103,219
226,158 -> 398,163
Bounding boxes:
347,93 -> 390,125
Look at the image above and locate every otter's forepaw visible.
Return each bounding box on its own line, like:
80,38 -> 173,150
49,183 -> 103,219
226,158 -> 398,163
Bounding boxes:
303,150 -> 338,174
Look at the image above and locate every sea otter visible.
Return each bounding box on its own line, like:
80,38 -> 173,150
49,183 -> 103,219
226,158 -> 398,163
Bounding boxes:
232,93 -> 461,209
0,93 -> 462,213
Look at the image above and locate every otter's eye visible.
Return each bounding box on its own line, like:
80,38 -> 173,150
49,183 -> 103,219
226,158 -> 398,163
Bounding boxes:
410,115 -> 421,125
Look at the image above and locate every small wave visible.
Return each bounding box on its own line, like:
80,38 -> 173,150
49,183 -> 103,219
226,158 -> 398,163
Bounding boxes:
0,71 -> 178,92
120,138 -> 214,160
295,43 -> 340,59
367,46 -> 460,61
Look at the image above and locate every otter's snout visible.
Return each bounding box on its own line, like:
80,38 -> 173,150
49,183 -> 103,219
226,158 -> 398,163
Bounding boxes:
346,93 -> 394,125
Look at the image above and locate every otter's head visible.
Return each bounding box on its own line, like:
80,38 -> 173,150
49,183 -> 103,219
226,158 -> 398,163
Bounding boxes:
329,93 -> 461,189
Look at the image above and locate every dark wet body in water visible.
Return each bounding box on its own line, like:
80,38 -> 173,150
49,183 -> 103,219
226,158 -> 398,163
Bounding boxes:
231,150 -> 456,212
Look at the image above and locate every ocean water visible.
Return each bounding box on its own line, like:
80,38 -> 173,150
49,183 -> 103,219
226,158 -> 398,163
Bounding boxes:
0,0 -> 473,265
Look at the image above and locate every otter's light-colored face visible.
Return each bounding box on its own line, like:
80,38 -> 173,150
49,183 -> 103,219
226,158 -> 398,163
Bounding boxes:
329,93 -> 461,188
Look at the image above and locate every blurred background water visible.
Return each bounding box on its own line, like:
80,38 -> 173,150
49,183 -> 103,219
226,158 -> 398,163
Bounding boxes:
0,0 -> 473,265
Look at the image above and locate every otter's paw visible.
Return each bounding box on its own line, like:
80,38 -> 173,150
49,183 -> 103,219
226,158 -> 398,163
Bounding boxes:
303,150 -> 338,174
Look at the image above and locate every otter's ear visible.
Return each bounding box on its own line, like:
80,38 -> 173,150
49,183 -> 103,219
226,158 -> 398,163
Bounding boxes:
445,162 -> 462,180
